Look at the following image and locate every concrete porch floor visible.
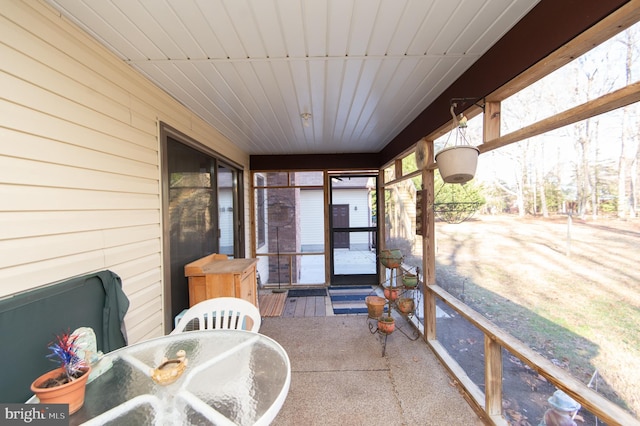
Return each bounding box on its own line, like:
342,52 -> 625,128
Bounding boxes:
259,315 -> 484,426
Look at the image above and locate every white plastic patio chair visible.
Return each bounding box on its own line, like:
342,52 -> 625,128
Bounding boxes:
171,297 -> 261,334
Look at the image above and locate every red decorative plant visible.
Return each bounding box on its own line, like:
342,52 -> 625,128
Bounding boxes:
31,330 -> 92,414
44,331 -> 88,385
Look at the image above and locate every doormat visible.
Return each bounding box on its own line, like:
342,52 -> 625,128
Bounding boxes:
328,286 -> 379,315
287,289 -> 327,298
258,292 -> 287,317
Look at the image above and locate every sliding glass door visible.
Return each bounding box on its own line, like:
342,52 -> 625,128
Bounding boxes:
162,126 -> 243,326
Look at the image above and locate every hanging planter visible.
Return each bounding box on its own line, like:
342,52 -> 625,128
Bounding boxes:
435,145 -> 479,184
435,101 -> 480,184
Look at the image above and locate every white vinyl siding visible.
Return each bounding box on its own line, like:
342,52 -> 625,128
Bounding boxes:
0,1 -> 249,343
300,190 -> 324,250
299,187 -> 372,250
331,189 -> 372,247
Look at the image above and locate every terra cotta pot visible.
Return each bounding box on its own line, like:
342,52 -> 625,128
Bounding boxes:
31,366 -> 91,414
377,317 -> 395,334
365,295 -> 386,319
380,249 -> 403,268
397,297 -> 415,314
401,273 -> 418,288
383,286 -> 399,301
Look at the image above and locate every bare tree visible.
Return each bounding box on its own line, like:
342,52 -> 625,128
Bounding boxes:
486,24 -> 638,219
572,62 -> 597,219
618,28 -> 639,219
537,142 -> 549,217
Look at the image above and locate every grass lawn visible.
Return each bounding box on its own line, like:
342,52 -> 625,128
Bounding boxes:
434,214 -> 640,419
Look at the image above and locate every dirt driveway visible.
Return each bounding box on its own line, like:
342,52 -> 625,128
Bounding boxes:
432,214 -> 640,425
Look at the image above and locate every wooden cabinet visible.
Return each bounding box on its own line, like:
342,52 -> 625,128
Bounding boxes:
184,254 -> 259,307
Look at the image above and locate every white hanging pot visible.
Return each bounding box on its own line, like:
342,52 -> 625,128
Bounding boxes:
435,145 -> 479,184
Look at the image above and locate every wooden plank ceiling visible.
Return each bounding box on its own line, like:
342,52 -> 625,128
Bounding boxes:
45,0 -> 542,157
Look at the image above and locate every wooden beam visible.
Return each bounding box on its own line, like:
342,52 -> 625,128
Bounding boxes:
394,158 -> 403,179
377,171 -> 386,286
479,81 -> 640,154
421,139 -> 436,341
488,0 -> 640,102
483,101 -> 501,142
323,172 -> 331,285
250,153 -> 381,171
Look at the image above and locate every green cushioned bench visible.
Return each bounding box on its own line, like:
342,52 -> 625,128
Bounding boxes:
0,270 -> 129,403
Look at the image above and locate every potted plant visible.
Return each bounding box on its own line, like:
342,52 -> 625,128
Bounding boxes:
30,331 -> 92,414
377,292 -> 396,334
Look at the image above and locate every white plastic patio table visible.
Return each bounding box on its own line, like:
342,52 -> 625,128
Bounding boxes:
70,330 -> 291,425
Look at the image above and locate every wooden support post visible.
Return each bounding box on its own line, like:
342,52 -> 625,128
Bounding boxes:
485,335 -> 503,418
483,101 -> 501,142
378,171 -> 386,286
422,139 -> 436,341
394,158 -> 403,179
324,172 -> 331,284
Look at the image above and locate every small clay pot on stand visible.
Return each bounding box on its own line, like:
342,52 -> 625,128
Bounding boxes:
379,249 -> 403,269
377,316 -> 395,334
397,297 -> 415,314
401,273 -> 418,288
365,296 -> 386,319
383,286 -> 400,301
